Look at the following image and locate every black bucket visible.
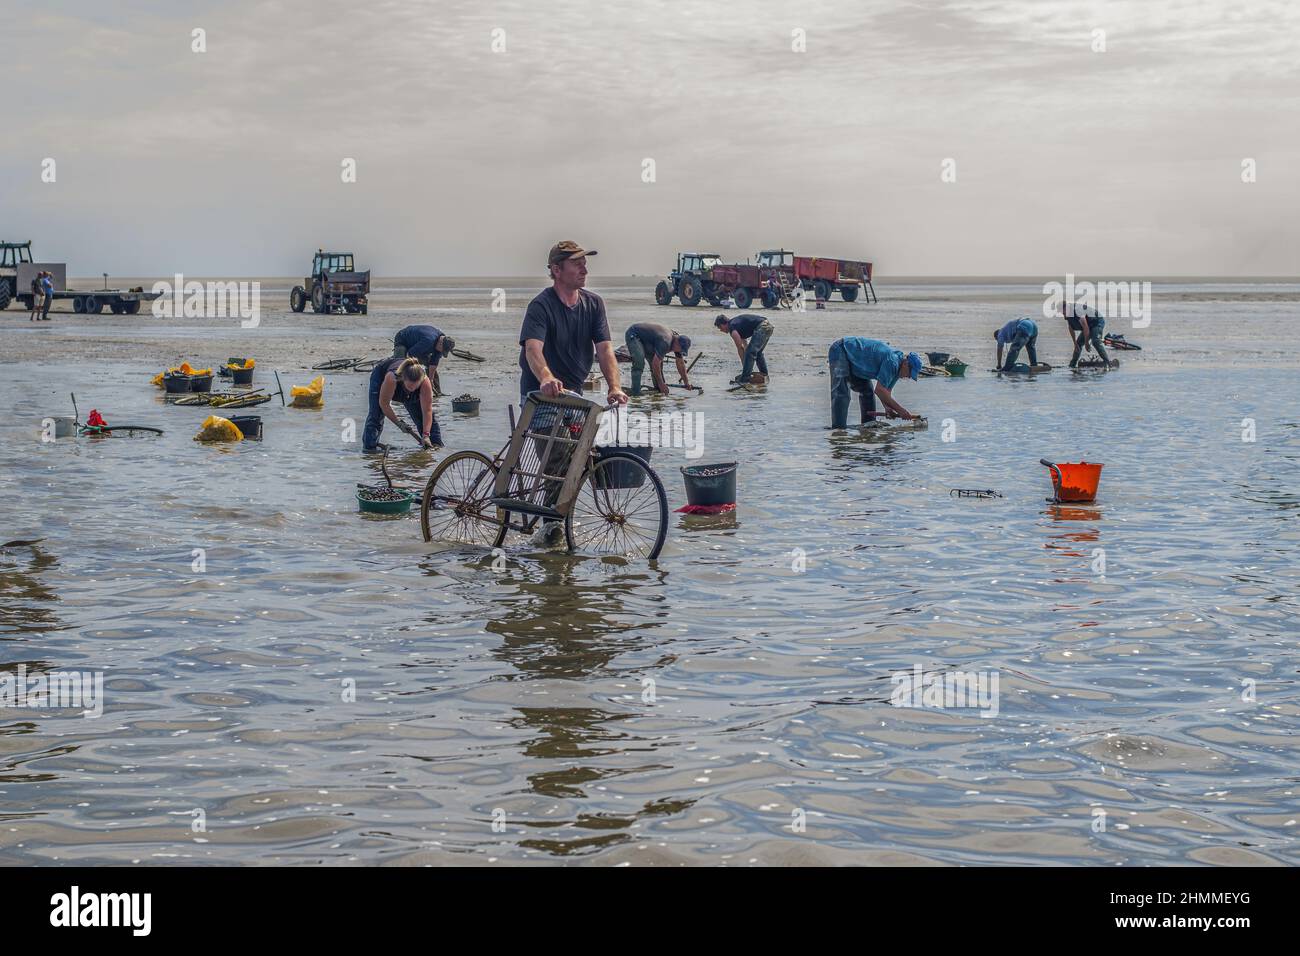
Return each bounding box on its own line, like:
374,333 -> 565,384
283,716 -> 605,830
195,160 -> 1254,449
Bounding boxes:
926,351 -> 950,366
228,415 -> 262,440
594,444 -> 652,489
190,373 -> 213,393
681,462 -> 737,506
164,373 -> 193,394
231,365 -> 254,386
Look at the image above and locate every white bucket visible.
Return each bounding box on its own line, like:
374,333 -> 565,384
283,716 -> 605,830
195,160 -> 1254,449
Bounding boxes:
49,416 -> 77,439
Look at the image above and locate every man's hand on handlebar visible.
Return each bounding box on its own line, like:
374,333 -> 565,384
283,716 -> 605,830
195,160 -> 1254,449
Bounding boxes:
539,374 -> 564,398
607,387 -> 629,406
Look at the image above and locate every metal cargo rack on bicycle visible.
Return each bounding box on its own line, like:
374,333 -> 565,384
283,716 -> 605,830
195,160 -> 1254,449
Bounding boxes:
419,391 -> 669,559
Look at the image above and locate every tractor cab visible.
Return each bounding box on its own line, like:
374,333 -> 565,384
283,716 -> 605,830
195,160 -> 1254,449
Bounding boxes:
313,252 -> 354,277
678,253 -> 721,275
1,242 -> 34,269
756,249 -> 794,269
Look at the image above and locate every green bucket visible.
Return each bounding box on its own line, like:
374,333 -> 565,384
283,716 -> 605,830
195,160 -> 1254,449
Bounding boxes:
357,488 -> 418,514
944,360 -> 967,377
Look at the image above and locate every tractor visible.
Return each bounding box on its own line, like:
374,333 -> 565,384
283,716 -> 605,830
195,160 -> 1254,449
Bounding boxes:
0,241 -> 35,310
290,250 -> 370,315
654,252 -> 726,307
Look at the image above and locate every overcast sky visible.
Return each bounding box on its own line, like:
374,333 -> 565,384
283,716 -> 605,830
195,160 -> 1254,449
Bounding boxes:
5,0 -> 1297,277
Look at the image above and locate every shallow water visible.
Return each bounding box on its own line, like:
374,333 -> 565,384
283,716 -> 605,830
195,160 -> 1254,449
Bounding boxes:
1,280 -> 1297,866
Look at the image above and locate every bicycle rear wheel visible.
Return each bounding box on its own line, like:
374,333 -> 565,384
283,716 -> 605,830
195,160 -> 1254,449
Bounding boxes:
420,451 -> 502,546
565,453 -> 668,559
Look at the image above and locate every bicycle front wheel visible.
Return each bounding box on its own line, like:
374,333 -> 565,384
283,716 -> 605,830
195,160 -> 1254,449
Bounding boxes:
420,450 -> 502,547
565,453 -> 668,559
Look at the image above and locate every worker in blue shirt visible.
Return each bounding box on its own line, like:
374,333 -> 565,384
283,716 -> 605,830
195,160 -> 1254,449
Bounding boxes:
994,317 -> 1039,371
828,337 -> 922,428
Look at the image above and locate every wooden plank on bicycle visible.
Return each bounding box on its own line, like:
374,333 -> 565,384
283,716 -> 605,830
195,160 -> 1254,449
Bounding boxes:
493,391 -> 605,519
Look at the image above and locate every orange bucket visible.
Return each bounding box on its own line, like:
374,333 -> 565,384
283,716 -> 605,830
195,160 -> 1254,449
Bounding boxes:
1040,459 -> 1103,502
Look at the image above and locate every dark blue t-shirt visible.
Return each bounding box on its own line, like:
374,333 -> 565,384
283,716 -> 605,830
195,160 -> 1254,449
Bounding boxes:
727,314 -> 764,339
394,325 -> 445,367
518,287 -> 611,395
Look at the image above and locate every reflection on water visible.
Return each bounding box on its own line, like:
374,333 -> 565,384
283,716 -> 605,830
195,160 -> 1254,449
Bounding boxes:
0,285 -> 1297,865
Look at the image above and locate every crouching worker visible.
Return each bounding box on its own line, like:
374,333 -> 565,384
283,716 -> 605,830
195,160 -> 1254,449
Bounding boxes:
715,313 -> 773,384
363,356 -> 440,452
1061,302 -> 1111,369
828,336 -> 922,428
392,324 -> 455,394
994,317 -> 1039,370
624,322 -> 692,396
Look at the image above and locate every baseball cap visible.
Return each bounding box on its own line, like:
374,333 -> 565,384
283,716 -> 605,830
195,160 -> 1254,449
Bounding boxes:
440,335 -> 456,354
676,335 -> 692,355
905,352 -> 923,380
548,240 -> 598,266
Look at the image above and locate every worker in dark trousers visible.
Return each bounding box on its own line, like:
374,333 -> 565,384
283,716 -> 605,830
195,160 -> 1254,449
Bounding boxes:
39,272 -> 54,320
624,322 -> 692,396
828,337 -> 922,428
363,356 -> 439,452
392,324 -> 455,394
994,317 -> 1039,370
1061,302 -> 1111,369
715,313 -> 773,384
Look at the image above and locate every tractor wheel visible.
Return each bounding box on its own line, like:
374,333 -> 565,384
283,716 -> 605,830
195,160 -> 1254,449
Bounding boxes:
733,286 -> 753,309
679,276 -> 702,307
73,296 -> 85,314
0,285 -> 10,310
290,286 -> 307,313
761,288 -> 779,309
814,280 -> 833,303
86,296 -> 104,314
840,284 -> 859,303
311,283 -> 326,314
654,281 -> 673,306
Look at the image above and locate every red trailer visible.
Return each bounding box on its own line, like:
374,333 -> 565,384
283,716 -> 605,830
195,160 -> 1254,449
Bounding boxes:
759,250 -> 876,303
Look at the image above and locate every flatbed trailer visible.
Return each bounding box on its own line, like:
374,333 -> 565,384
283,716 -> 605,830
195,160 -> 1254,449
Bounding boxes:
27,288 -> 162,315
2,241 -> 161,314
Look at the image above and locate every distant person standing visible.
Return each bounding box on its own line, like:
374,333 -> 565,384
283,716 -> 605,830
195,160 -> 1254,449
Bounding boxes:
392,324 -> 455,394
828,336 -> 922,428
1061,301 -> 1111,369
994,317 -> 1039,371
28,274 -> 43,321
623,322 -> 692,396
39,272 -> 54,320
714,313 -> 773,384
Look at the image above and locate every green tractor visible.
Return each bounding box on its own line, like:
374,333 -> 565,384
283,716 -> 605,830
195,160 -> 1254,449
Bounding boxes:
290,250 -> 370,315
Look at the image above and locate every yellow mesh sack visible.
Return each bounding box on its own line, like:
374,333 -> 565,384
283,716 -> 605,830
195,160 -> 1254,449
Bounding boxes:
290,375 -> 325,408
194,415 -> 244,442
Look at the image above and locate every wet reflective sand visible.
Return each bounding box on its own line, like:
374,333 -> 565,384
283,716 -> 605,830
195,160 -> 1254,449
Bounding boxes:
1,279 -> 1297,865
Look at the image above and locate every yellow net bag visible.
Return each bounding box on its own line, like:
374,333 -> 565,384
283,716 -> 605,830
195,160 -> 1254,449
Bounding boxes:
290,375 -> 325,408
194,415 -> 244,442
